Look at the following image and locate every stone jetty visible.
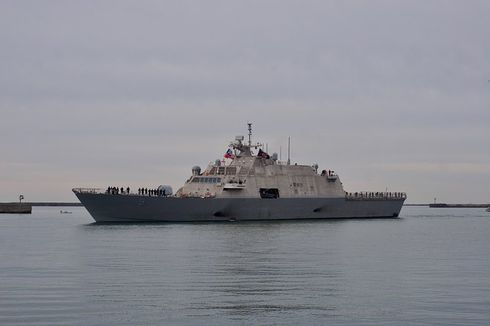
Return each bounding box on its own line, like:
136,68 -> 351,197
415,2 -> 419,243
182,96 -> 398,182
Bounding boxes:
0,203 -> 32,214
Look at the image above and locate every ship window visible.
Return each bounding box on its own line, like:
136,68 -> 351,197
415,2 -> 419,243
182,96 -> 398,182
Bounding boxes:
193,177 -> 221,183
225,167 -> 237,175
259,188 -> 280,199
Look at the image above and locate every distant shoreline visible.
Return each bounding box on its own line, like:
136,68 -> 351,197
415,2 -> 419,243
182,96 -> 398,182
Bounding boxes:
428,203 -> 489,208
405,203 -> 489,208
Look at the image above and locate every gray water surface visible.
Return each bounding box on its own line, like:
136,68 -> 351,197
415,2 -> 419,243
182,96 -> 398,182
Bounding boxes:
1,206 -> 489,325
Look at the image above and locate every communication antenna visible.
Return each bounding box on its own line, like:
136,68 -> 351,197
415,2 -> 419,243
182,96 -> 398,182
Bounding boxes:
287,136 -> 291,165
247,123 -> 252,146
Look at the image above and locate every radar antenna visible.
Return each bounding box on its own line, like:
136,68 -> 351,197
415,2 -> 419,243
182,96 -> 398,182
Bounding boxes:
247,122 -> 252,146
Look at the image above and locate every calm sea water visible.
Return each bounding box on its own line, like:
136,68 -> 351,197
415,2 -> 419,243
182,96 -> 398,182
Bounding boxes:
1,206 -> 489,325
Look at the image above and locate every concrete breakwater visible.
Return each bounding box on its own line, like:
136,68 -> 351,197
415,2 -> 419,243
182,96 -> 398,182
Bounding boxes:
28,202 -> 82,207
429,203 -> 489,208
0,203 -> 32,214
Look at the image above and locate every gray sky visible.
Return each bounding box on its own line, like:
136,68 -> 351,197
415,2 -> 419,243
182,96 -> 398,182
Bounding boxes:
1,0 -> 489,203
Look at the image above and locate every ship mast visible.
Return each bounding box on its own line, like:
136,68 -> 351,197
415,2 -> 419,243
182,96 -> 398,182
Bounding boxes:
231,123 -> 259,157
248,122 -> 252,147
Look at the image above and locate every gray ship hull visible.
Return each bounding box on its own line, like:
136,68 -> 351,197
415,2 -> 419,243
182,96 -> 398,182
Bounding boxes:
74,192 -> 405,223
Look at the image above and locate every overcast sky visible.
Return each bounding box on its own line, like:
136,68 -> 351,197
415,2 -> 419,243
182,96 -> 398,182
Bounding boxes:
1,0 -> 489,203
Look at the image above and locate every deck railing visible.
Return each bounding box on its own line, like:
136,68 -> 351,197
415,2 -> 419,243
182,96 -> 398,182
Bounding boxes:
345,191 -> 407,200
73,187 -> 172,197
72,188 -> 103,194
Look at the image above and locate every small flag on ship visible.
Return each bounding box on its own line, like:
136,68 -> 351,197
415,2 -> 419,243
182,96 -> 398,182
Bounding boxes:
224,148 -> 235,159
257,149 -> 270,159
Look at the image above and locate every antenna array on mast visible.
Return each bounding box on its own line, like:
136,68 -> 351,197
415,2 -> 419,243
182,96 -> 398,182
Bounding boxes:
247,123 -> 252,146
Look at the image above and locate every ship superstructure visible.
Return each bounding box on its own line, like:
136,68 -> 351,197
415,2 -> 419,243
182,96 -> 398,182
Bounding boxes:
177,133 -> 345,200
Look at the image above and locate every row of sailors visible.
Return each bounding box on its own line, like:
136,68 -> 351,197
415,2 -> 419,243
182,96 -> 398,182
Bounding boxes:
107,186 -> 130,195
346,191 -> 406,199
138,188 -> 167,197
106,186 -> 167,197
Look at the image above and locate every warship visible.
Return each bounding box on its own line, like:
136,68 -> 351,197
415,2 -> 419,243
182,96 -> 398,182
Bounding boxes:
73,124 -> 406,222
